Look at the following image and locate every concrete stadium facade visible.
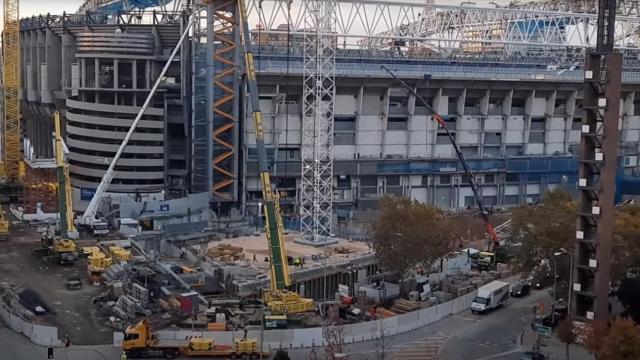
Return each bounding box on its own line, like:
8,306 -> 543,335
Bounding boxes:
18,13 -> 640,218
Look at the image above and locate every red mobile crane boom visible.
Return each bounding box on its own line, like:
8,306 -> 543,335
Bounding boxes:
381,66 -> 499,251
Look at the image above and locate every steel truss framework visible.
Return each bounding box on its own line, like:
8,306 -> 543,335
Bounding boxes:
209,0 -> 240,201
3,0 -> 21,182
246,0 -> 640,52
300,0 -> 336,244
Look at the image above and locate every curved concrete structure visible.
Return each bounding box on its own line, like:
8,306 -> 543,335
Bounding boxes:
20,12 -> 190,207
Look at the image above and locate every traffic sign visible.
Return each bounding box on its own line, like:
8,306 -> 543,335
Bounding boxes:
531,323 -> 552,337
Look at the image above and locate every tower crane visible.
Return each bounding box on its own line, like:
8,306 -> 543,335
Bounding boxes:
381,66 -> 500,256
2,0 -> 22,182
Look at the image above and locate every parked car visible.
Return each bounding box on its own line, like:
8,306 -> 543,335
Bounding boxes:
541,305 -> 568,328
511,283 -> 531,297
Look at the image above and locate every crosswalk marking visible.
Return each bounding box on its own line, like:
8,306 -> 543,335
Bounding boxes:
390,333 -> 450,360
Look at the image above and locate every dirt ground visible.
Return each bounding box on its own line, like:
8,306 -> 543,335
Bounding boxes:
0,222 -> 113,345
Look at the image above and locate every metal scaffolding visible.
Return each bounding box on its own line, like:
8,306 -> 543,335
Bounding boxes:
209,0 -> 241,202
300,0 -> 336,244
3,0 -> 21,182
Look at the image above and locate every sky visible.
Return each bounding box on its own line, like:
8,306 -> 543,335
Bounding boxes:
20,1 -> 84,17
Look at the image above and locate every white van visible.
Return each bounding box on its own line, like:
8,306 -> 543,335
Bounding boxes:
471,280 -> 510,314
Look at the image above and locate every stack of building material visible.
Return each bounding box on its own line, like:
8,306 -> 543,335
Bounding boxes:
375,307 -> 397,318
207,244 -> 245,262
433,291 -> 452,303
109,246 -> 131,261
391,299 -> 421,314
131,283 -> 150,305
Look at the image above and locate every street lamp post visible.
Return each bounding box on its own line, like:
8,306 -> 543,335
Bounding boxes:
256,201 -> 262,233
550,255 -> 558,324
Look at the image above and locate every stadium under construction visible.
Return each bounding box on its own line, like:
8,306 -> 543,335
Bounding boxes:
15,0 -> 640,232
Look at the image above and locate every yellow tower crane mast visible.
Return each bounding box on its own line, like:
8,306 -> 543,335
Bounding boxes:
2,0 -> 21,182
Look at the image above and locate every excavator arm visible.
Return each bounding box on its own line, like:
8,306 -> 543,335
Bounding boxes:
381,66 -> 499,250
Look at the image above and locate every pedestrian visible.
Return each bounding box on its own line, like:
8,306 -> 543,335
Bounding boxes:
121,351 -> 127,360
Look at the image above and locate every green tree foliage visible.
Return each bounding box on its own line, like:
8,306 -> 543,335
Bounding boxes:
510,189 -> 576,272
372,196 -> 456,294
617,277 -> 640,323
612,204 -> 640,280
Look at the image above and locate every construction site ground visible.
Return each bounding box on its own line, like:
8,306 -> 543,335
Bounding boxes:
0,222 -> 112,345
209,234 -> 372,272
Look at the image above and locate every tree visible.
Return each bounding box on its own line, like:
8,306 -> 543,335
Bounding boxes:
273,349 -> 291,360
611,204 -> 640,281
510,189 -> 576,273
555,318 -> 576,359
617,277 -> 640,323
372,196 -> 455,295
599,317 -> 640,360
583,319 -> 610,360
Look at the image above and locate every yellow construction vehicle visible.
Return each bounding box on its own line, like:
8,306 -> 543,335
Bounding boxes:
84,246 -> 113,283
122,319 -> 269,359
229,0 -> 314,314
40,233 -> 78,264
0,209 -> 9,241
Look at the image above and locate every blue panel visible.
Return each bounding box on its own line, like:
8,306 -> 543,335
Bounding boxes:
529,159 -> 548,171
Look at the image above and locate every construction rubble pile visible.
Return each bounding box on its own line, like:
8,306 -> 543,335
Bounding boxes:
353,263 -> 514,320
93,261 -> 189,330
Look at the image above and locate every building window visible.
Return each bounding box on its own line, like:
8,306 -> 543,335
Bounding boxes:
572,119 -> 582,130
85,59 -> 96,88
484,132 -> 502,145
118,61 -> 133,89
484,174 -> 495,184
461,146 -> 477,158
436,133 -> 452,144
464,196 -> 476,207
99,59 -> 114,88
136,60 -> 146,89
439,175 -> 451,185
504,195 -> 520,205
334,133 -> 355,145
528,132 -> 545,144
505,146 -> 522,156
506,173 -> 519,183
335,116 -> 356,131
387,117 -> 408,130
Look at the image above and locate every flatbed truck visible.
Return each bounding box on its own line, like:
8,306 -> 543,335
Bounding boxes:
122,319 -> 270,359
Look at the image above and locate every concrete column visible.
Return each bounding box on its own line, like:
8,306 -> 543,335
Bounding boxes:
61,31 -> 76,91
380,87 -> 390,158
564,91 -> 578,153
457,88 -> 466,117
523,90 -> 536,154
502,90 -> 513,156
406,86 -> 416,158
132,59 -> 138,90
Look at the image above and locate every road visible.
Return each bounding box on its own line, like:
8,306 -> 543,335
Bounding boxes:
0,287 -> 594,360
289,287 -> 594,360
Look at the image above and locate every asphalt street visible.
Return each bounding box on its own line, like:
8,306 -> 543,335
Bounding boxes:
0,286 -> 595,360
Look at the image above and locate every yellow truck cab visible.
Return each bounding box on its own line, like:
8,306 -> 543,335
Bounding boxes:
123,319 -> 268,359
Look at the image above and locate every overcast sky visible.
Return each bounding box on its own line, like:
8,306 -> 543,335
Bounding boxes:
20,1 -> 84,17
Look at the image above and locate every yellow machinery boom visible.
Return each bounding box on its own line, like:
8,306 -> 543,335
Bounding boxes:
54,112 -> 78,239
2,0 -> 21,181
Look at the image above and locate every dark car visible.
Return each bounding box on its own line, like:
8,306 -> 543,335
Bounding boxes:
511,283 -> 531,297
541,305 -> 568,328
